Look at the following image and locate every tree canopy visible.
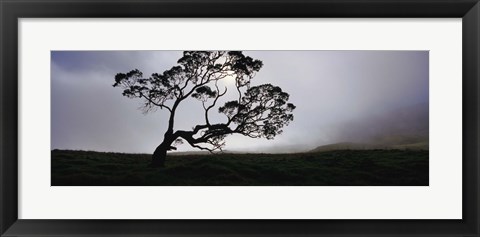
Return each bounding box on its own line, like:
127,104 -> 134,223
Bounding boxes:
113,51 -> 295,165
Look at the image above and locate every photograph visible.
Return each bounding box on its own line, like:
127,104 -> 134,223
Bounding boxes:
51,50 -> 429,186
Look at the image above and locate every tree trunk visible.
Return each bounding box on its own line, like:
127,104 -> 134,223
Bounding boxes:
150,144 -> 168,167
151,109 -> 177,167
150,101 -> 179,168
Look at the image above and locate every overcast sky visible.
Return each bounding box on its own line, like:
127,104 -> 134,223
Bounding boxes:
51,51 -> 428,153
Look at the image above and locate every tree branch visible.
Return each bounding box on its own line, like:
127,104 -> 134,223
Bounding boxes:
205,82 -> 227,126
138,92 -> 172,112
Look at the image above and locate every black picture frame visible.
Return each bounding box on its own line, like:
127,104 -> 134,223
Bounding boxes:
1,0 -> 479,236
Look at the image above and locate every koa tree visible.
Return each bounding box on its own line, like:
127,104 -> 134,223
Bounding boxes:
113,51 -> 295,167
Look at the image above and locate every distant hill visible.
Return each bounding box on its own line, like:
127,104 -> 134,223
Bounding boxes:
390,141 -> 428,150
333,102 -> 428,146
310,142 -> 384,152
310,141 -> 428,153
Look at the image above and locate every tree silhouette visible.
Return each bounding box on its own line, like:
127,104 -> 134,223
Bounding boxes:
113,51 -> 295,167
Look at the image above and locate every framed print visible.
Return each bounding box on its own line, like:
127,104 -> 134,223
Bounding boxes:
1,0 -> 479,236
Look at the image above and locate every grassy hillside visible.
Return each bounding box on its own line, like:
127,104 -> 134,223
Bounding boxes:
51,149 -> 428,186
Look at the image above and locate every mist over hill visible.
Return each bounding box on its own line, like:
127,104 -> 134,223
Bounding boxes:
333,102 -> 428,145
259,102 -> 429,153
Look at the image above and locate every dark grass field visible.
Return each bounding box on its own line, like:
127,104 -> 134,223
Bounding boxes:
51,149 -> 428,186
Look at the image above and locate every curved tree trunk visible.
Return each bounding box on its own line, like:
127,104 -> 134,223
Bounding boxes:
150,130 -> 177,167
150,143 -> 168,167
150,101 -> 180,168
